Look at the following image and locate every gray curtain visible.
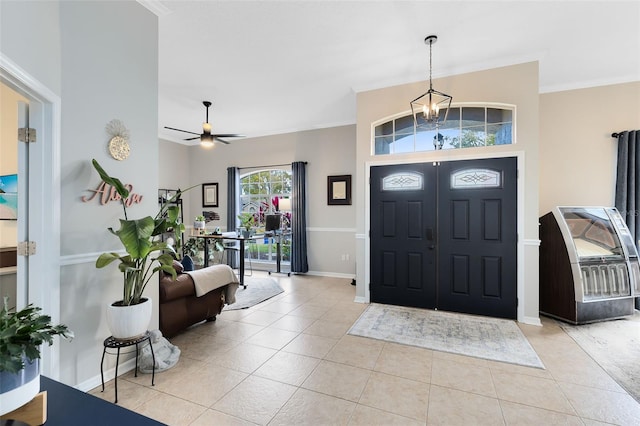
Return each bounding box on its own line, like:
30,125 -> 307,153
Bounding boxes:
226,167 -> 239,268
614,130 -> 640,309
291,161 -> 309,273
615,131 -> 640,240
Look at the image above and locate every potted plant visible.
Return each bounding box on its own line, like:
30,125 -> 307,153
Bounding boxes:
194,215 -> 206,235
92,159 -> 188,340
237,212 -> 255,238
0,297 -> 73,415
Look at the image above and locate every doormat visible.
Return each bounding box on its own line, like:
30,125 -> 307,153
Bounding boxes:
559,314 -> 640,403
223,277 -> 284,310
348,303 -> 544,369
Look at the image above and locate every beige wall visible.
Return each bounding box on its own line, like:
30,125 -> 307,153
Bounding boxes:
356,62 -> 541,323
539,82 -> 640,215
0,83 -> 26,247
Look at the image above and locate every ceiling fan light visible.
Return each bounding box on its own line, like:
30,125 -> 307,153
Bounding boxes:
200,133 -> 215,148
202,122 -> 212,133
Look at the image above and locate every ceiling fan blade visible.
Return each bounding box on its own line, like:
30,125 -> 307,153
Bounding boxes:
212,134 -> 245,138
184,137 -> 200,141
164,126 -> 201,136
213,137 -> 231,145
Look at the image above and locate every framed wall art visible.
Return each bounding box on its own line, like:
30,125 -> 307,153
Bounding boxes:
0,174 -> 18,220
327,175 -> 351,205
202,182 -> 219,207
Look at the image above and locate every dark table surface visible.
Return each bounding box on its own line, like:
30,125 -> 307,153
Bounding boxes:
40,376 -> 165,426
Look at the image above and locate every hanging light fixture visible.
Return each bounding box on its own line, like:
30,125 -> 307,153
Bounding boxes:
410,35 -> 452,132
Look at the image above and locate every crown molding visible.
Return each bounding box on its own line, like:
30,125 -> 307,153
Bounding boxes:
137,0 -> 172,17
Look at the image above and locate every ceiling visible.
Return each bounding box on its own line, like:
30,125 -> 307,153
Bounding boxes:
152,1 -> 640,146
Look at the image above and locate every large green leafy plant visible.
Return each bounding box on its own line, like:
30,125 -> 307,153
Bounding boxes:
0,298 -> 73,373
92,159 -> 190,306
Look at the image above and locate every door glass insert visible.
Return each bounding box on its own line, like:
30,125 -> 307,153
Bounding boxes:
382,172 -> 424,191
451,168 -> 501,189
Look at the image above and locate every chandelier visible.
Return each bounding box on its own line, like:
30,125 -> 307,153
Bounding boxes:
410,35 -> 452,132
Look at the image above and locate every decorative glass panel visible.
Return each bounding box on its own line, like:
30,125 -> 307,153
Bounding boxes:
382,172 -> 424,191
451,168 -> 501,189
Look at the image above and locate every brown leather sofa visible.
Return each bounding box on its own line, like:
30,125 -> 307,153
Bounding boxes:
159,272 -> 227,338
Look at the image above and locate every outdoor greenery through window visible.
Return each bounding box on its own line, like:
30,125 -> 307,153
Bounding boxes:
374,105 -> 514,155
240,169 -> 292,264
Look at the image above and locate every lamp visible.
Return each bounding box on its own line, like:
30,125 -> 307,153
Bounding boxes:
200,123 -> 215,148
410,35 -> 452,133
278,198 -> 291,212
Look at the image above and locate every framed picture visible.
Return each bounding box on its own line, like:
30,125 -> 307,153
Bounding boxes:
202,182 -> 219,207
0,174 -> 18,220
327,175 -> 351,205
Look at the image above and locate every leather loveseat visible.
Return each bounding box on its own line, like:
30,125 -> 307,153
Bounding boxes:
159,270 -> 228,338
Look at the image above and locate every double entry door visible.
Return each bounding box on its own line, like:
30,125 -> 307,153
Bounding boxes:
370,157 -> 517,319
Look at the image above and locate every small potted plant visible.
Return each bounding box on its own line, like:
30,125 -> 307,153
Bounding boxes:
0,297 -> 73,415
194,215 -> 206,235
237,212 -> 255,238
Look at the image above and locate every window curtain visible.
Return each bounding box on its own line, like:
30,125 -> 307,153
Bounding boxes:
614,130 -> 640,309
226,167 -> 239,268
291,161 -> 309,273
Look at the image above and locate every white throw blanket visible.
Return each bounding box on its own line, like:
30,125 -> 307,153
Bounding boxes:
185,264 -> 239,304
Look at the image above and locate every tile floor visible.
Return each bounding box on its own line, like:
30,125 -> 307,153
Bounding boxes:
90,272 -> 640,425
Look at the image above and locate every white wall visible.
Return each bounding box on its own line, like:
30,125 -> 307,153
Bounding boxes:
539,82 -> 640,215
1,0 -> 159,387
164,125 -> 358,277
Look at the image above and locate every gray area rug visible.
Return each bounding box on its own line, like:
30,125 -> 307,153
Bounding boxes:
224,277 -> 284,310
559,313 -> 640,403
349,303 -> 544,369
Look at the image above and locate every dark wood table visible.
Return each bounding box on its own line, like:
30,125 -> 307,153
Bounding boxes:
39,376 -> 164,425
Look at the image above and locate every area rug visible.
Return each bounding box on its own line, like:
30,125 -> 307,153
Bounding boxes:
559,314 -> 640,403
224,277 -> 284,310
348,303 -> 545,369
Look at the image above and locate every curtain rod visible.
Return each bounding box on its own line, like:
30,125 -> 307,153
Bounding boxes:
612,132 -> 622,138
239,161 -> 307,170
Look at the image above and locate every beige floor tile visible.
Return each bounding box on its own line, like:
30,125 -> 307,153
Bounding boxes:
543,352 -> 625,392
348,404 -> 423,426
256,300 -> 300,314
190,409 -> 257,426
161,363 -> 248,407
486,359 -> 552,380
202,321 -> 265,342
269,314 -> 316,332
431,357 -> 497,397
302,360 -> 371,402
321,307 -> 367,324
125,357 -> 205,393
244,327 -> 299,350
211,342 -> 277,373
212,375 -> 297,425
89,378 -> 161,411
135,392 -> 207,426
559,381 -> 640,425
374,342 -> 432,383
431,350 -> 491,367
219,308 -> 253,321
282,332 -> 338,358
269,388 -> 356,426
325,335 -> 385,369
492,371 -> 576,415
304,319 -> 353,339
500,400 -> 584,425
427,385 -> 504,426
254,351 -> 320,386
237,310 -> 284,326
359,371 -> 429,421
288,303 -> 331,319
175,336 -> 240,362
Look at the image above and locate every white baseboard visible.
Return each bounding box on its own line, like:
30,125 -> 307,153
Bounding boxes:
305,270 -> 355,279
522,315 -> 542,326
76,357 -> 137,393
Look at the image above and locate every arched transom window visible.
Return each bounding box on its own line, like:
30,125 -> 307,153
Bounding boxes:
373,105 -> 514,155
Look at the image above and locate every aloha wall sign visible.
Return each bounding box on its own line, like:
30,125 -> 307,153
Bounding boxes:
82,181 -> 143,206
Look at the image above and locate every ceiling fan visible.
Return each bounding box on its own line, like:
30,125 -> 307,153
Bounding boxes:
164,101 -> 244,148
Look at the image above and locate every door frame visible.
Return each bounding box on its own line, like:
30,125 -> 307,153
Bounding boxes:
1,53 -> 62,378
365,150 -> 527,323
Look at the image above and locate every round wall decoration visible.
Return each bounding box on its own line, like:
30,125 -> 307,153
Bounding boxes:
106,119 -> 131,161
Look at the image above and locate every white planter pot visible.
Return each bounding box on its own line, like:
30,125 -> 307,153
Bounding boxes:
0,358 -> 40,416
106,298 -> 152,340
